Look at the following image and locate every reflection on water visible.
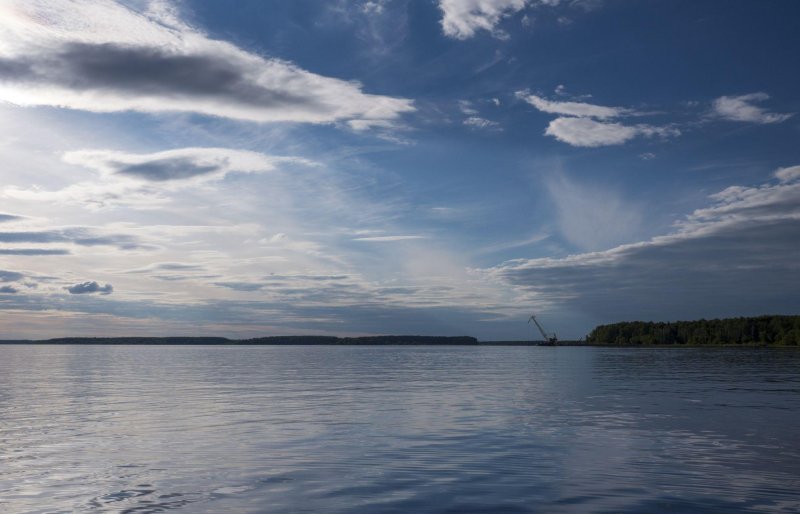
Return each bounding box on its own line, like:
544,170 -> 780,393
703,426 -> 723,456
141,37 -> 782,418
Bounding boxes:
1,346 -> 798,513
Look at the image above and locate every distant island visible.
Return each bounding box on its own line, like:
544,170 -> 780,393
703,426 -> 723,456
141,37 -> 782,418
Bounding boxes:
586,315 -> 800,346
0,335 -> 479,345
2,316 -> 799,346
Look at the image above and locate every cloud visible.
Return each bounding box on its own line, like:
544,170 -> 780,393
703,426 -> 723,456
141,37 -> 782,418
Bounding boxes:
775,165 -> 800,183
712,93 -> 792,124
0,213 -> 22,223
63,148 -> 289,182
0,0 -> 414,126
0,270 -> 24,282
463,116 -> 502,130
544,117 -> 678,147
517,93 -> 627,119
517,91 -> 678,147
362,1 -> 389,15
353,235 -> 428,241
5,147 -> 313,209
458,100 -> 479,115
546,175 -> 644,251
0,228 -> 142,249
213,282 -> 265,292
0,285 -> 19,294
0,249 -> 70,255
488,166 -> 800,323
439,0 -> 571,39
127,262 -> 207,274
66,281 -> 114,295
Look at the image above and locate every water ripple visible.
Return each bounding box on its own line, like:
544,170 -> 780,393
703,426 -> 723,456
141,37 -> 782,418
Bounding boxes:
1,345 -> 799,513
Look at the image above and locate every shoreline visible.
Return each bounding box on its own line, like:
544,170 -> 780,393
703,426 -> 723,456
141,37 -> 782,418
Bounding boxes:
0,338 -> 795,348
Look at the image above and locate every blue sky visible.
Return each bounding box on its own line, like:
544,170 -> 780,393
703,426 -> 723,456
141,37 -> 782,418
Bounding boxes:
0,0 -> 798,340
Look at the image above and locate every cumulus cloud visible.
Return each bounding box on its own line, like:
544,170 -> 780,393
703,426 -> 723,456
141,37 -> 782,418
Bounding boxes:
775,165 -> 800,183
440,0 -> 569,39
66,281 -> 114,295
517,91 -> 679,147
544,117 -> 678,147
488,166 -> 800,322
712,93 -> 792,124
0,0 -> 414,126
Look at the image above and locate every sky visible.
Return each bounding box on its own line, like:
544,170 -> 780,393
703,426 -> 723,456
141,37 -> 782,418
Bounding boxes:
0,0 -> 798,340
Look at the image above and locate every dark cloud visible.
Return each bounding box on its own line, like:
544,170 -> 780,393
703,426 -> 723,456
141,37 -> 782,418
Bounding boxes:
66,281 -> 114,295
0,231 -> 62,243
65,43 -> 324,109
0,229 -> 142,250
0,249 -> 70,255
214,282 -> 265,292
112,156 -> 224,181
0,270 -> 24,282
0,213 -> 22,223
0,43 -> 332,116
0,285 -> 19,294
492,176 -> 800,327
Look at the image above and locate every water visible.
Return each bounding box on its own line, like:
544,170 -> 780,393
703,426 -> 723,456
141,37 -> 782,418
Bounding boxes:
1,346 -> 798,513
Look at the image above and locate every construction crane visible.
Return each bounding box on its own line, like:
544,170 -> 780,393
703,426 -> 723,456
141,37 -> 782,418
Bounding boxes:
528,315 -> 558,345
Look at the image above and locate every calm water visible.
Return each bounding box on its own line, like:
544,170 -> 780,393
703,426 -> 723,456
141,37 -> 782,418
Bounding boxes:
1,346 -> 798,513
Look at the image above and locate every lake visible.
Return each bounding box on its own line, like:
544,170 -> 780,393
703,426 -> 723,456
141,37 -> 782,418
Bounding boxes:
1,345 -> 798,513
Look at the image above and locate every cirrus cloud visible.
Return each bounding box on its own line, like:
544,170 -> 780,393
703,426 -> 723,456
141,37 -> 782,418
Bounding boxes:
517,93 -> 628,119
544,117 -> 679,147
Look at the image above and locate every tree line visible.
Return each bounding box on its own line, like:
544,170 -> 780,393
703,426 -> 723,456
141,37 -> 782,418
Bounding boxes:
586,315 -> 800,346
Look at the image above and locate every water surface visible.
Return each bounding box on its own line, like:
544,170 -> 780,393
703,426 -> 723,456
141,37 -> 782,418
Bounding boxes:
1,346 -> 798,513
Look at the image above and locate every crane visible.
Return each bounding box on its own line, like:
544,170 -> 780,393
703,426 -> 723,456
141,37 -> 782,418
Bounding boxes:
528,315 -> 558,345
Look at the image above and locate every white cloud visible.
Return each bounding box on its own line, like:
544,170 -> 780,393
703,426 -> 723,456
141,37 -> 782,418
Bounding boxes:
463,116 -> 502,130
63,148 -> 289,182
517,92 -> 628,119
712,93 -> 792,124
544,117 -> 678,147
4,147 -> 312,209
0,0 -> 414,125
517,91 -> 679,147
361,0 -> 389,14
546,175 -> 644,251
459,100 -> 479,115
488,167 -> 800,322
775,165 -> 800,183
439,0 -> 563,39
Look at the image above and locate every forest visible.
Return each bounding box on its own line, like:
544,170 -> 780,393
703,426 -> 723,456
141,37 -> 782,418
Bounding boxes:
586,316 -> 800,346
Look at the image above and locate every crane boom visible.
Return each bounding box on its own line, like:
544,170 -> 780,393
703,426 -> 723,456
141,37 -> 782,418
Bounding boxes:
528,315 -> 558,345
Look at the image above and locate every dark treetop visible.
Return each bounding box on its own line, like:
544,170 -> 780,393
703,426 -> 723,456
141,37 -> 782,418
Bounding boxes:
586,315 -> 800,346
